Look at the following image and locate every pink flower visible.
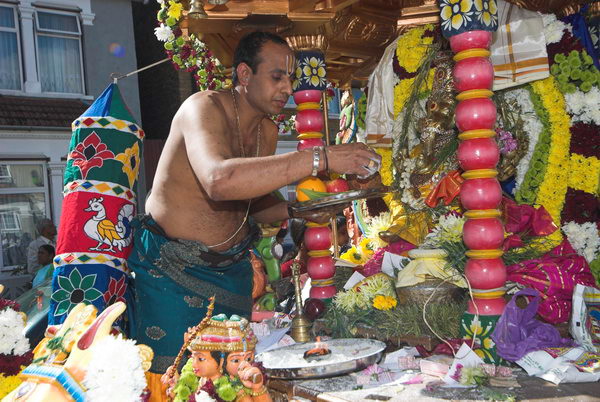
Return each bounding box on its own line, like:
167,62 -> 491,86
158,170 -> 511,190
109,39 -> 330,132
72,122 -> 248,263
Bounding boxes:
450,363 -> 463,382
497,129 -> 518,154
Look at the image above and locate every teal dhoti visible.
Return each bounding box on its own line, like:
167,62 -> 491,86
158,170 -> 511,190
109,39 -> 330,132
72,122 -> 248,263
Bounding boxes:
127,215 -> 257,373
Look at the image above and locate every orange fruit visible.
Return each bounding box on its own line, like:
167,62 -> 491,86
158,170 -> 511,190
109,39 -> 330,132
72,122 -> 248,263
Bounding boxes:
296,177 -> 327,202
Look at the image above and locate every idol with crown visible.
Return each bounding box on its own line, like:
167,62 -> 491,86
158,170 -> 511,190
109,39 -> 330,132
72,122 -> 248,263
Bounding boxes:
162,298 -> 271,402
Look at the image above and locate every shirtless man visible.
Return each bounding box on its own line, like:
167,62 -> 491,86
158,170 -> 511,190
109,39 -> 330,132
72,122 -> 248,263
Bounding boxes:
127,31 -> 380,377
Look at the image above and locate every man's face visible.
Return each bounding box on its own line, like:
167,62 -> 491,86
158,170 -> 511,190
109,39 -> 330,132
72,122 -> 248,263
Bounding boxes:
225,351 -> 254,377
42,223 -> 57,239
37,247 -> 52,265
245,41 -> 294,115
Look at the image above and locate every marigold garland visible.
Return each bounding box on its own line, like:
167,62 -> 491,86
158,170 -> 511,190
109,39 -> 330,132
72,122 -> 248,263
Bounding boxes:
393,25 -> 435,118
530,76 -> 572,247
0,374 -> 22,399
395,25 -> 434,74
386,25 -> 435,214
568,153 -> 600,194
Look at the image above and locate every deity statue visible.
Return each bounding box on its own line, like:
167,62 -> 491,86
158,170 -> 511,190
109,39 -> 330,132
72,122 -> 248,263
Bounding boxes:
412,51 -> 457,183
3,302 -> 152,401
163,298 -> 271,402
336,90 -> 357,144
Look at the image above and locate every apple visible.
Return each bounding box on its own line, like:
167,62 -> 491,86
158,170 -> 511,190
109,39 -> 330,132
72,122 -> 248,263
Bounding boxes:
304,298 -> 326,320
325,178 -> 349,193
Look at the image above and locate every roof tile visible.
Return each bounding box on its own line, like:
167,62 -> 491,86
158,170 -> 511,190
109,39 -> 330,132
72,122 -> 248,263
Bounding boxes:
0,95 -> 90,128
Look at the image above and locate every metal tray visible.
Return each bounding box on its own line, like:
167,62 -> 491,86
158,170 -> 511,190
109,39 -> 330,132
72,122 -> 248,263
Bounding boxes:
289,187 -> 388,214
256,338 -> 385,379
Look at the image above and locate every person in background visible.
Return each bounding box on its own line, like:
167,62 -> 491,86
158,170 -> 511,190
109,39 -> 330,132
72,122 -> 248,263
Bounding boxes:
27,219 -> 56,274
32,244 -> 55,288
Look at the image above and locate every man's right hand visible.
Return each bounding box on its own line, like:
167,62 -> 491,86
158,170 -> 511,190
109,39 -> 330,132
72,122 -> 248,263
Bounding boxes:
325,143 -> 381,177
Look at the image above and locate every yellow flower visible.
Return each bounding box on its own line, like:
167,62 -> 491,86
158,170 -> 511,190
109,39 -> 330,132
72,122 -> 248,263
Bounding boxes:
334,289 -> 370,312
531,76 -> 571,249
115,141 -> 141,188
0,374 -> 22,399
375,148 -> 393,186
468,316 -> 483,336
301,57 -> 326,87
474,0 -> 497,27
364,212 -> 393,250
482,336 -> 494,349
340,246 -> 365,265
372,295 -> 397,311
167,1 -> 183,20
359,237 -> 375,255
440,0 -> 473,31
569,154 -> 600,194
394,79 -> 415,117
396,25 -> 434,74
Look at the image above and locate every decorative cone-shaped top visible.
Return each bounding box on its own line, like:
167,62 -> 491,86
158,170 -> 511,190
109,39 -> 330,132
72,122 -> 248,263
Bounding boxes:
79,83 -> 139,124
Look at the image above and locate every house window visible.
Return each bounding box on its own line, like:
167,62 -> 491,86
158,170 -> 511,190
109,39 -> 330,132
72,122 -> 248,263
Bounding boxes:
0,5 -> 22,90
35,10 -> 83,94
0,162 -> 50,271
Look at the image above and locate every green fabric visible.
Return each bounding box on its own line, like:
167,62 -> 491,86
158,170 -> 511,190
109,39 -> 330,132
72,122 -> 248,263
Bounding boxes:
460,312 -> 506,365
127,216 -> 254,373
63,127 -> 142,188
103,84 -> 137,122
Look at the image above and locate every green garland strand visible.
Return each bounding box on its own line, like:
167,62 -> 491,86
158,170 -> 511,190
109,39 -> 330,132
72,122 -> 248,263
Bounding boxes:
515,85 -> 552,204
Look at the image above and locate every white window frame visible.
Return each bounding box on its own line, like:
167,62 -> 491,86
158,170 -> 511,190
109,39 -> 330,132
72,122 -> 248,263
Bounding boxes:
0,210 -> 21,231
34,8 -> 85,95
0,164 -> 11,182
0,3 -> 24,92
0,160 -> 51,271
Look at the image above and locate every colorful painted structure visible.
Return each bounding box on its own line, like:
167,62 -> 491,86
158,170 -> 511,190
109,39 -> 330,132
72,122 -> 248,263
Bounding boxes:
50,84 -> 143,329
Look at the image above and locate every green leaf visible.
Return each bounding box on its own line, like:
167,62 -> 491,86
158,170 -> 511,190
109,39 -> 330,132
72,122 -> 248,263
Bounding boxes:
51,289 -> 69,302
299,188 -> 335,200
80,274 -> 96,291
69,269 -> 82,288
84,288 -> 103,302
57,276 -> 74,292
54,300 -> 72,316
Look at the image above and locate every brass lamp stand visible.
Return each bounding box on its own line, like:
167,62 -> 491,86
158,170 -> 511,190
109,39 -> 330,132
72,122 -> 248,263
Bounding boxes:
290,262 -> 312,343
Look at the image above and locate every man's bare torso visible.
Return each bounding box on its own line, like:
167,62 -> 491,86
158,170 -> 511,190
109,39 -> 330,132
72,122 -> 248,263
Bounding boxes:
145,90 -> 274,252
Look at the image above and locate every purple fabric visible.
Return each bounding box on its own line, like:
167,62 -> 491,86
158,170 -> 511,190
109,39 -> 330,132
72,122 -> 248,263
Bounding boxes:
506,240 -> 596,324
491,288 -> 575,362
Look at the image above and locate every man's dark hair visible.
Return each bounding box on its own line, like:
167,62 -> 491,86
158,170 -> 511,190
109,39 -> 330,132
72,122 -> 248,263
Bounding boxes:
232,31 -> 289,85
39,244 -> 55,256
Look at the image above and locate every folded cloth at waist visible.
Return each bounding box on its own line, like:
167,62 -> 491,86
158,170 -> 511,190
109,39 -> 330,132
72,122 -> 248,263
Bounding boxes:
128,214 -> 258,373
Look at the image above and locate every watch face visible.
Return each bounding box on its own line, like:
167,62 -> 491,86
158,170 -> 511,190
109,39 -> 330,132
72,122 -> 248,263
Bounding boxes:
271,243 -> 284,260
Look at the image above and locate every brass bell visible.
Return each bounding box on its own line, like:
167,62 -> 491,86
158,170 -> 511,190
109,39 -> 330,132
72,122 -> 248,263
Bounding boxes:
188,0 -> 208,19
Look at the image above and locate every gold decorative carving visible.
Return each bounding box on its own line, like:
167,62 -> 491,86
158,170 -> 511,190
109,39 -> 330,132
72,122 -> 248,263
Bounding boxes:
137,344 -> 154,372
180,0 -> 582,86
286,34 -> 329,52
232,15 -> 294,34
